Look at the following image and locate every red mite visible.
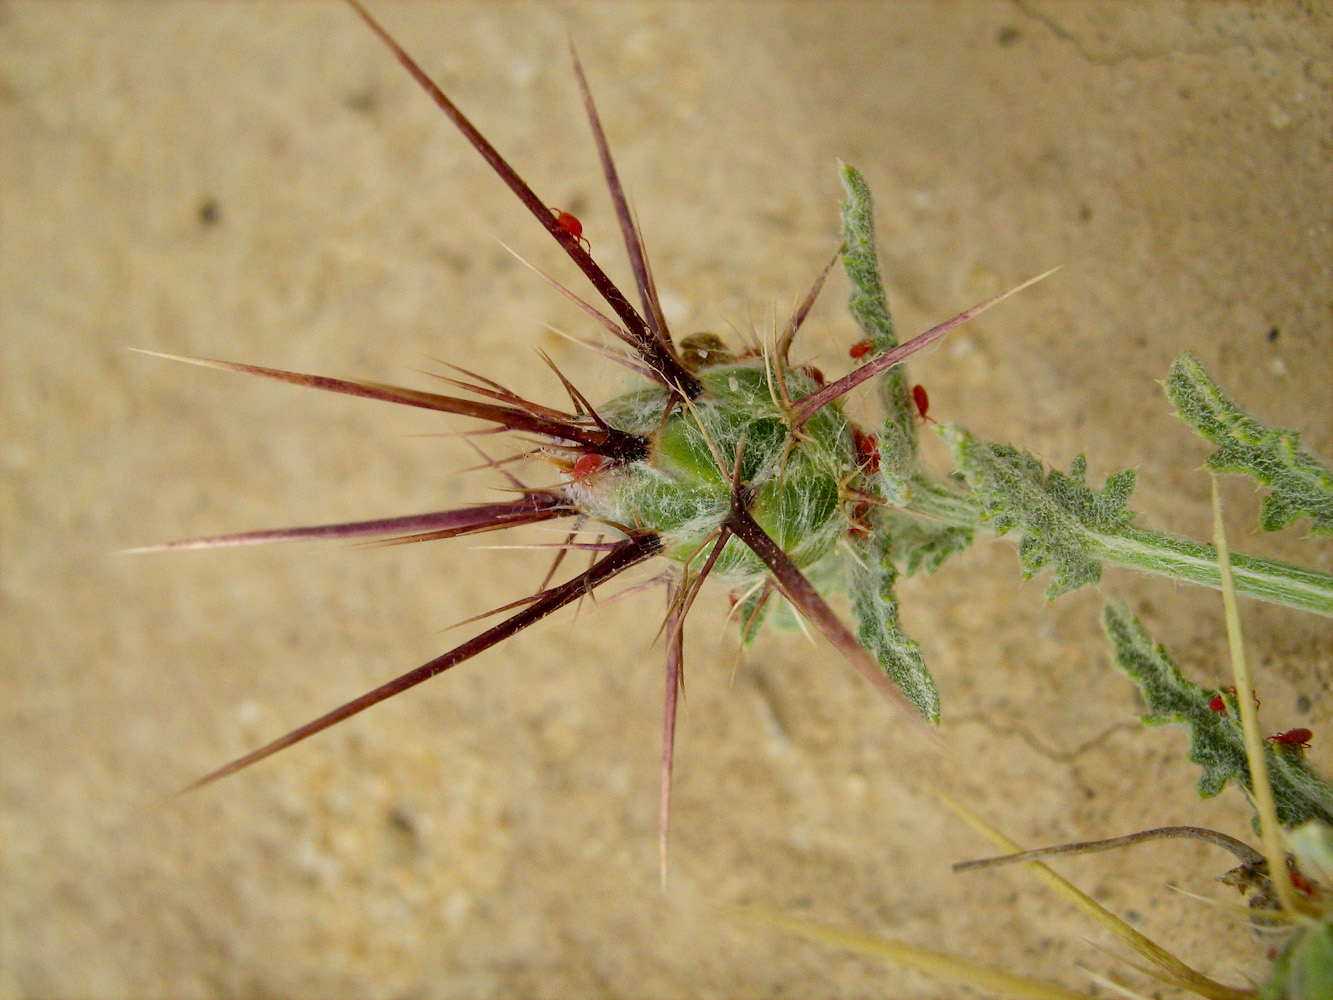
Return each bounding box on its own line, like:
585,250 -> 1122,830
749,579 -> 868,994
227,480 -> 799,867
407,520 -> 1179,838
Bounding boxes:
550,208 -> 591,252
570,453 -> 606,479
1208,685 -> 1261,715
848,339 -> 874,360
911,384 -> 933,423
852,428 -> 880,473
1266,728 -> 1313,751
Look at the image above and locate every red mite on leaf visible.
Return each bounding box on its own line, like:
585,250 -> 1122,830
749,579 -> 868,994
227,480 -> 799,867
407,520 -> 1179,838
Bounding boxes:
1208,685 -> 1261,715
133,0 -> 1048,878
849,338 -> 874,360
1266,728 -> 1313,751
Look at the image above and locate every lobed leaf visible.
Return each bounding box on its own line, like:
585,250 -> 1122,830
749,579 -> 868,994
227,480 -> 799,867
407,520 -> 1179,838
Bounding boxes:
1103,601 -> 1333,828
940,426 -> 1136,598
1166,351 -> 1333,535
881,510 -> 974,578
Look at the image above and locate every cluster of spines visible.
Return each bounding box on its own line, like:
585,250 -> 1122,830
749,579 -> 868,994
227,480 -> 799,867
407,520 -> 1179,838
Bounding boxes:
145,0 -> 1033,878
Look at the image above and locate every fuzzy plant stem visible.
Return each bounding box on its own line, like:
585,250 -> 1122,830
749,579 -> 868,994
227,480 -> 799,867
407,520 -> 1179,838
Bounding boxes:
905,477 -> 1333,616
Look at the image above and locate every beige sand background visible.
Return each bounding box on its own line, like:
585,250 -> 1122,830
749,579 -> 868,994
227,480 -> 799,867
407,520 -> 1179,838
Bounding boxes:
4,2 -> 1331,997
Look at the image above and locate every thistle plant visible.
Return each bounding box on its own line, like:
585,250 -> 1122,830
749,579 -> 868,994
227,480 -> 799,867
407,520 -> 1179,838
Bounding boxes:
136,0 -> 1033,873
138,0 -> 1333,894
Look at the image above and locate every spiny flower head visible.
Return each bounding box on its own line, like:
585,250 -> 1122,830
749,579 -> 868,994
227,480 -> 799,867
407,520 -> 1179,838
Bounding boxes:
137,0 -> 1042,877
589,361 -> 855,576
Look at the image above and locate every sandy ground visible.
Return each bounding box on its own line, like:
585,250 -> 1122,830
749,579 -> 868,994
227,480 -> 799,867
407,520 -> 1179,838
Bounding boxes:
4,2 -> 1331,997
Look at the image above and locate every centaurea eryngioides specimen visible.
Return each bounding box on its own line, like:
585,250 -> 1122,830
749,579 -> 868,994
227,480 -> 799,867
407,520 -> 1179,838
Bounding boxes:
136,0 -> 1041,874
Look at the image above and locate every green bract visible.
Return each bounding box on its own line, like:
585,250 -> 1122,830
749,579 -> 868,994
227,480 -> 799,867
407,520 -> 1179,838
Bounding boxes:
591,362 -> 858,579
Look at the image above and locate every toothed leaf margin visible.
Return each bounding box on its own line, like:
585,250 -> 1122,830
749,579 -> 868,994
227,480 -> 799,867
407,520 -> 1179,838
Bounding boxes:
881,510 -> 974,577
1166,351 -> 1333,535
940,425 -> 1137,598
1103,601 -> 1333,828
839,163 -> 915,501
849,525 -> 940,723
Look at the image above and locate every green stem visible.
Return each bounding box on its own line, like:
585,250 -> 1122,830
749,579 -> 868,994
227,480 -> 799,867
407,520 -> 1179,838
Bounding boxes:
906,478 -> 1333,617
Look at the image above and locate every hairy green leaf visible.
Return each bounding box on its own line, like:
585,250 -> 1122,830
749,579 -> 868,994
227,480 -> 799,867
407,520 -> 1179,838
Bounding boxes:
1103,601 -> 1333,828
1167,351 -> 1333,535
881,510 -> 974,577
849,525 -> 940,722
940,426 -> 1136,598
839,163 -> 915,501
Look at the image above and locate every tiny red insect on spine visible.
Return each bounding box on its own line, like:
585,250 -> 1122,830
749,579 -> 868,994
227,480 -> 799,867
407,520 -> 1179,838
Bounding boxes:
550,207 -> 591,252
848,339 -> 874,360
1266,727 -> 1313,750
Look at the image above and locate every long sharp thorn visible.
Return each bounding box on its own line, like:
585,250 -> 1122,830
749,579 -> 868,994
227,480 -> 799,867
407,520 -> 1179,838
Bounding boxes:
173,533 -> 663,796
661,582 -> 685,888
536,351 -> 612,431
776,243 -> 843,365
356,508 -> 575,549
592,571 -> 676,610
650,530 -> 719,648
427,359 -> 516,397
573,533 -> 607,618
443,591 -> 545,631
536,528 -> 578,593
766,318 -> 792,411
544,325 -> 656,380
471,539 -> 625,553
132,349 -> 645,459
452,450 -> 536,477
421,368 -> 580,424
659,527 -> 730,885
630,205 -> 669,347
125,499 -> 571,554
568,42 -> 673,352
790,265 -> 1061,427
343,0 -> 700,398
724,506 -> 924,721
459,437 -> 528,493
737,582 -> 774,647
537,352 -> 587,416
